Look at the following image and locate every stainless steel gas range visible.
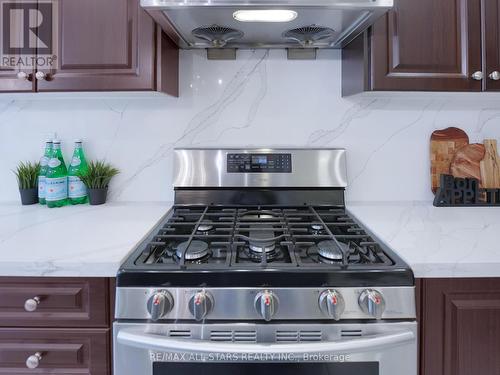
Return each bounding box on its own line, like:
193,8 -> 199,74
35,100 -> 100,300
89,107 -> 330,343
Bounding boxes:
113,148 -> 417,375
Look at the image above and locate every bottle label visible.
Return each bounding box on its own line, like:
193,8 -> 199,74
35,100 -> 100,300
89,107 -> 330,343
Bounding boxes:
48,158 -> 61,168
70,157 -> 81,167
40,156 -> 49,167
68,176 -> 87,198
45,177 -> 68,201
38,176 -> 46,198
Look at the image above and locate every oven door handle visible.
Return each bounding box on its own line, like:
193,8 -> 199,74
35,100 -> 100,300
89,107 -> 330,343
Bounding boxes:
117,328 -> 415,354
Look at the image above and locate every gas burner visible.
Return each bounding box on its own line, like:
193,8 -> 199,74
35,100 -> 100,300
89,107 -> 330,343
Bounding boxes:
176,240 -> 210,261
248,229 -> 276,253
197,224 -> 214,234
316,240 -> 349,262
241,210 -> 278,220
309,224 -> 325,235
243,246 -> 284,263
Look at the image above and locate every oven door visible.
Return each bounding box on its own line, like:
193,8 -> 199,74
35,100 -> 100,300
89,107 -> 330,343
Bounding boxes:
114,322 -> 417,375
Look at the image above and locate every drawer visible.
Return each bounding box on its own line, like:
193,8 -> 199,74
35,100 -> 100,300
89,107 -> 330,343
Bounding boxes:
0,328 -> 109,374
0,278 -> 109,327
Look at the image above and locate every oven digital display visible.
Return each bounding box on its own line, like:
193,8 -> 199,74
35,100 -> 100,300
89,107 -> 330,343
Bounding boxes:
227,153 -> 292,173
252,155 -> 268,165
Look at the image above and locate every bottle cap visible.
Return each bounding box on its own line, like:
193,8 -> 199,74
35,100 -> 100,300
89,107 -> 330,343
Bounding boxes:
74,138 -> 82,143
52,139 -> 61,144
45,132 -> 56,143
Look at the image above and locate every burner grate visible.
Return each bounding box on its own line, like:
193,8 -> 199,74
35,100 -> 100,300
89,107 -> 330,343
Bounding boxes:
134,205 -> 394,270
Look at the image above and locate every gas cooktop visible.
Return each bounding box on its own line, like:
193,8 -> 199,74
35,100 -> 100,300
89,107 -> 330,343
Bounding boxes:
118,204 -> 413,287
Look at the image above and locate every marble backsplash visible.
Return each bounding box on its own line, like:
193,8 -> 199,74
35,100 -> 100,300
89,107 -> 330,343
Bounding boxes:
1,49 -> 500,203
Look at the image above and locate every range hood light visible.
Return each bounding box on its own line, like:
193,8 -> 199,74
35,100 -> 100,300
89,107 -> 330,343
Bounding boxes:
233,9 -> 298,23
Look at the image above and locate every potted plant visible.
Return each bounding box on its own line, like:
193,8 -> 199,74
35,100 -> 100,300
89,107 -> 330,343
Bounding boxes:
13,161 -> 40,205
78,160 -> 119,205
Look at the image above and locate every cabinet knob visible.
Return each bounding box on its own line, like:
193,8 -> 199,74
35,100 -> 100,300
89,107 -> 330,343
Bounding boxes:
35,71 -> 46,80
26,352 -> 42,369
489,71 -> 500,81
24,296 -> 41,312
17,71 -> 31,81
471,71 -> 484,81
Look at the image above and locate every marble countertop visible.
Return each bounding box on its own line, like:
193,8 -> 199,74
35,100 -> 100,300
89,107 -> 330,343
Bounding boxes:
0,202 -> 172,277
348,202 -> 500,278
1,201 -> 499,278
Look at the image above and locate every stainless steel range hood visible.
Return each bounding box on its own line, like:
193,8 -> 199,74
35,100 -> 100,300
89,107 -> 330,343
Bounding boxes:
141,0 -> 392,54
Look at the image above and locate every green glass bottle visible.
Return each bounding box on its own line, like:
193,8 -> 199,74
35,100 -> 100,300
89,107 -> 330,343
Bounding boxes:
37,139 -> 53,205
68,139 -> 88,205
45,139 -> 68,208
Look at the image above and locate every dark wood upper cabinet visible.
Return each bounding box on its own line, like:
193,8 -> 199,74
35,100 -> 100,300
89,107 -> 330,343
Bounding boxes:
0,69 -> 34,92
370,0 -> 482,91
0,3 -> 35,93
0,0 -> 178,95
420,278 -> 500,375
342,0 -> 492,94
36,0 -> 178,95
484,0 -> 500,91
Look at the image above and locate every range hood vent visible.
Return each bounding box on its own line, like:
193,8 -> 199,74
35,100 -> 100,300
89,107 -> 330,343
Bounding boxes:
192,25 -> 244,48
282,25 -> 335,47
141,0 -> 393,58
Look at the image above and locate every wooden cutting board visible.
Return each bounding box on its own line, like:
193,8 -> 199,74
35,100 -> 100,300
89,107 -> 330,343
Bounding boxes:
430,127 -> 469,193
450,143 -> 485,183
480,139 -> 500,188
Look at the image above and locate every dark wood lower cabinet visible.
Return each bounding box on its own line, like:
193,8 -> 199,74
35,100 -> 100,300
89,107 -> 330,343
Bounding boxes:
0,277 -> 109,327
0,328 -> 110,374
419,278 -> 500,375
0,277 -> 113,375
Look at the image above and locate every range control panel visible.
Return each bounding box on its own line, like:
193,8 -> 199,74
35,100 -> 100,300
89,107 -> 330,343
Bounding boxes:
227,153 -> 292,173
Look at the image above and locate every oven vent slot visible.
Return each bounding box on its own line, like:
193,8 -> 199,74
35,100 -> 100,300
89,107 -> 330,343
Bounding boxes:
210,330 -> 257,342
340,329 -> 363,337
276,330 -> 322,342
168,330 -> 192,338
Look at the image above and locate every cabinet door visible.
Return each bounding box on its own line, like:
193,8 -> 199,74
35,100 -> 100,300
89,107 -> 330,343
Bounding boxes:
0,0 -> 35,92
0,328 -> 109,374
370,0 -> 482,91
0,69 -> 34,92
421,279 -> 500,375
484,0 -> 500,91
36,0 -> 156,92
0,277 -> 109,327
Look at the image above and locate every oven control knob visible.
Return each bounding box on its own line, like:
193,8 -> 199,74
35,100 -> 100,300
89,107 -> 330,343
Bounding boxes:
147,291 -> 173,321
254,290 -> 279,321
189,290 -> 214,321
319,289 -> 345,320
359,289 -> 385,319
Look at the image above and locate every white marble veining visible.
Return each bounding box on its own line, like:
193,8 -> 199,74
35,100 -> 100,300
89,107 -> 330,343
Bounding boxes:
0,202 -> 171,276
348,201 -> 500,278
1,49 -> 500,204
1,200 -> 498,277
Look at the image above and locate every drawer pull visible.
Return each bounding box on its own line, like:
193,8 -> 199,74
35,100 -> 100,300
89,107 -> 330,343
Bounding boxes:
24,296 -> 41,312
26,352 -> 42,369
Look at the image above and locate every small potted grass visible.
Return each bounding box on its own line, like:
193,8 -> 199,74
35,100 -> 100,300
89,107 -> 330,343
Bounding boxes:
14,161 -> 40,205
78,160 -> 119,205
